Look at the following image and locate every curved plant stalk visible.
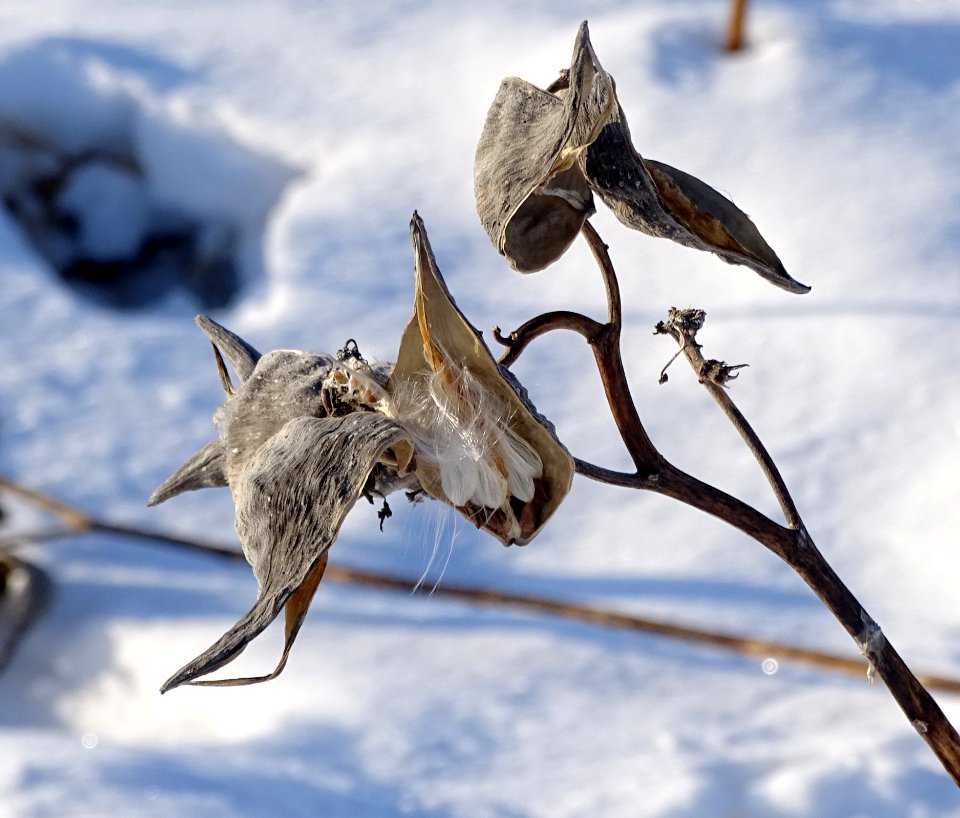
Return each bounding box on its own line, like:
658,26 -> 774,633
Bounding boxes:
4,476 -> 960,696
494,222 -> 960,786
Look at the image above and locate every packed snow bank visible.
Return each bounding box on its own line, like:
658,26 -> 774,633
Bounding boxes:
0,38 -> 299,308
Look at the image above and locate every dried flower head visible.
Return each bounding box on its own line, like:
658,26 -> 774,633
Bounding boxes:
149,214 -> 572,691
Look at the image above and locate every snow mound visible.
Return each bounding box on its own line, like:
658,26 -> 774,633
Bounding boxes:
0,39 -> 300,309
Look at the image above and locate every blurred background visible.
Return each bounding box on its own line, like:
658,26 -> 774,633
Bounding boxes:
1,1 -> 959,816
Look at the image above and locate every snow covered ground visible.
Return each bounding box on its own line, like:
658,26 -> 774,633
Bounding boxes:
1,0 -> 959,815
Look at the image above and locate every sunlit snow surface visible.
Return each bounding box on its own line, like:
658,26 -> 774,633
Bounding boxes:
1,1 -> 959,816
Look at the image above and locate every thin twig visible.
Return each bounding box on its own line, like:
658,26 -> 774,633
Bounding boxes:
580,221 -> 621,328
650,309 -> 960,784
572,459 -> 789,548
725,0 -> 749,52
494,311 -> 603,368
655,309 -> 802,529
3,478 -> 960,695
0,477 -> 91,530
328,564 -> 960,695
0,477 -> 240,558
578,223 -> 663,471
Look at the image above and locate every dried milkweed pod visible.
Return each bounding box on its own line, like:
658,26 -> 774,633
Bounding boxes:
150,214 -> 573,689
151,319 -> 415,691
580,94 -> 810,293
159,412 -> 413,692
475,21 -> 809,294
388,213 -> 574,545
474,22 -> 613,272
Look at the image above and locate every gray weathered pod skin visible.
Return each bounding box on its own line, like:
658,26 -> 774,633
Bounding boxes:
160,413 -> 412,692
213,348 -> 338,482
151,318 -> 415,690
474,22 -> 612,272
580,98 -> 810,293
151,212 -> 577,690
475,21 -> 809,294
147,438 -> 227,506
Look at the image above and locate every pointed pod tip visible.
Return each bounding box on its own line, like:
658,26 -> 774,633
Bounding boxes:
408,213 -> 434,270
192,314 -> 261,381
409,211 -> 425,237
159,673 -> 202,693
574,20 -> 595,56
146,439 -> 227,506
749,263 -> 810,294
778,275 -> 811,295
159,676 -> 179,694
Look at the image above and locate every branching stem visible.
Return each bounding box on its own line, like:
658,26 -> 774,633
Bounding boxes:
496,223 -> 661,473
655,308 -> 802,530
494,220 -> 960,786
495,311 -> 602,368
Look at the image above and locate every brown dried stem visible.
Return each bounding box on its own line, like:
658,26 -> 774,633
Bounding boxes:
654,308 -> 802,529
0,476 -> 241,559
656,310 -> 960,782
494,311 -> 603,368
4,477 -> 960,696
497,222 -> 662,473
725,0 -> 749,52
493,220 -> 960,786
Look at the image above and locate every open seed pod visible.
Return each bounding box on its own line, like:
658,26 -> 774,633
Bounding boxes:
151,212 -> 576,690
474,21 -> 613,272
580,95 -> 810,293
389,213 -> 574,545
159,412 -> 412,692
475,21 -> 809,294
152,318 -> 414,691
